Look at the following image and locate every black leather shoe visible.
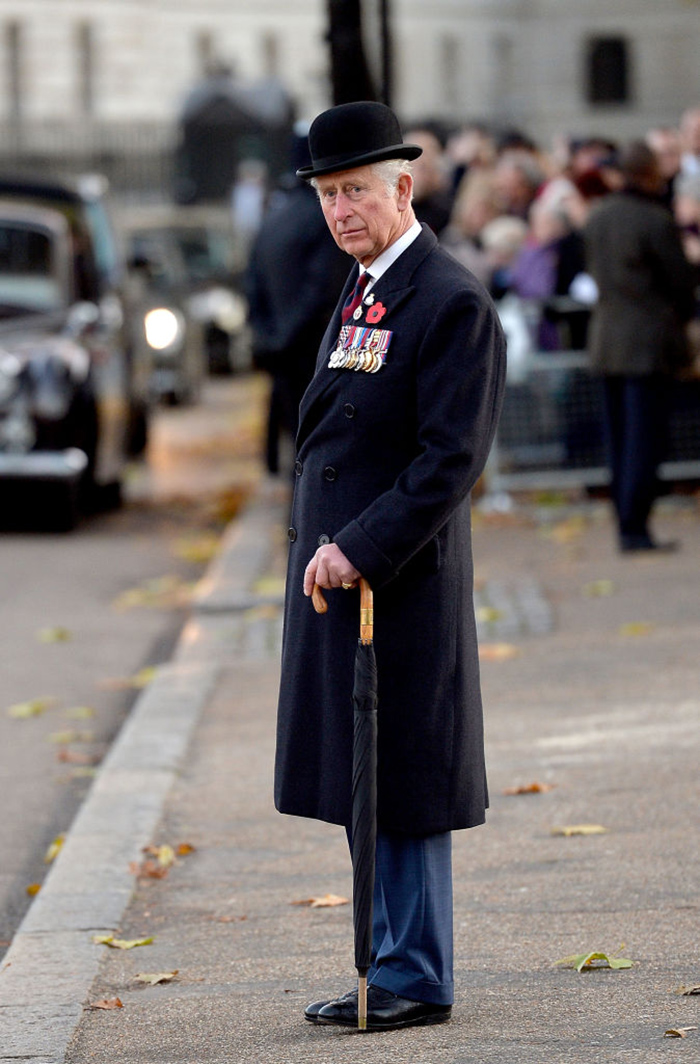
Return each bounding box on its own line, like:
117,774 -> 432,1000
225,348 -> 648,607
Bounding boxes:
305,988 -> 356,1023
620,534 -> 679,553
317,984 -> 452,1030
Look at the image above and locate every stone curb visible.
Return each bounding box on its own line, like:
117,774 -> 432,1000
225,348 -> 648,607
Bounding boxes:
0,485 -> 285,1064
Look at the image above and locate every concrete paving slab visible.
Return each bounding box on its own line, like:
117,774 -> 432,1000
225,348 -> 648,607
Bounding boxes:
4,481 -> 700,1063
63,494 -> 700,1064
0,1003 -> 81,1063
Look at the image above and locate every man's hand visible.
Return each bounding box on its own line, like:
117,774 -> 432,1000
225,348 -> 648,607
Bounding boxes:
303,543 -> 361,596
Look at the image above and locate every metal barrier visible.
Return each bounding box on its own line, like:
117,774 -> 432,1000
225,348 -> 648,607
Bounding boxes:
488,298 -> 700,492
0,120 -> 176,203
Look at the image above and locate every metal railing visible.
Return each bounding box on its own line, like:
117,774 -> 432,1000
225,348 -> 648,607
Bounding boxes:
0,120 -> 177,203
488,296 -> 700,492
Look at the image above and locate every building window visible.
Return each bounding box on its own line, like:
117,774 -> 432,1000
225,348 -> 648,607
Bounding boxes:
196,30 -> 216,75
262,31 -> 279,78
586,36 -> 630,105
77,22 -> 94,115
6,21 -> 22,121
439,34 -> 459,111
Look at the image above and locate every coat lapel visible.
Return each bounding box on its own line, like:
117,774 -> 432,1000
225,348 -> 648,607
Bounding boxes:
297,226 -> 437,450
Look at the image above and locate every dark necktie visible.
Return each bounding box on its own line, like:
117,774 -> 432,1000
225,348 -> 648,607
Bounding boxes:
341,271 -> 370,324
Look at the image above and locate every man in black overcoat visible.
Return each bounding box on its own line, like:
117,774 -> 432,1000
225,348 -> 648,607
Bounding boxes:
274,102 -> 507,1030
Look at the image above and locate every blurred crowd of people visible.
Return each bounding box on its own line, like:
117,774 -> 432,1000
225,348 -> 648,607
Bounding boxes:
410,105 -> 700,353
246,105 -> 700,521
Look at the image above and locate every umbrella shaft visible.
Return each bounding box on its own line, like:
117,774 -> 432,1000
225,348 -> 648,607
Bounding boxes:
358,974 -> 368,1030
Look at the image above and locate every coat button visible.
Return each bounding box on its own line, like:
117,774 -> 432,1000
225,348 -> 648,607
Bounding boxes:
287,527 -> 297,542
318,534 -> 330,546
343,403 -> 356,419
294,459 -> 303,476
323,466 -> 337,482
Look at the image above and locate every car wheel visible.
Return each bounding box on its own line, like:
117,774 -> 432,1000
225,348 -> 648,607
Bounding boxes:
127,401 -> 149,457
206,326 -> 232,375
42,480 -> 81,533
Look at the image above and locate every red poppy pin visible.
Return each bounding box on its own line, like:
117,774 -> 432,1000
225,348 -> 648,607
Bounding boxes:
366,302 -> 387,324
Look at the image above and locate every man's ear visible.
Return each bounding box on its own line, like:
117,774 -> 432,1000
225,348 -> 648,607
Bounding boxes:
397,172 -> 414,211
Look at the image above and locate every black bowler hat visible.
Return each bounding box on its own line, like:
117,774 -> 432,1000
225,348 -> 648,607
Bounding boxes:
296,101 -> 423,179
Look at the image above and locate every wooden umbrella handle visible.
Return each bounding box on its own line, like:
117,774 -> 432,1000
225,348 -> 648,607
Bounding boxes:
359,578 -> 373,645
311,584 -> 328,613
311,578 -> 373,644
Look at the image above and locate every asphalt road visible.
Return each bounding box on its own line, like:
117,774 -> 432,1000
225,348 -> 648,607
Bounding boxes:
0,374 -> 268,955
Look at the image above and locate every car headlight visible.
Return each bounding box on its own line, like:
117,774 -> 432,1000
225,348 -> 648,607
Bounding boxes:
144,307 -> 184,352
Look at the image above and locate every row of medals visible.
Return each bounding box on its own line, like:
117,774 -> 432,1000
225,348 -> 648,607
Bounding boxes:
329,296 -> 384,374
328,343 -> 384,374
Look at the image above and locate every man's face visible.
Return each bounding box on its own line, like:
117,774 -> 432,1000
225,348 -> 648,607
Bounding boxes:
315,165 -> 413,266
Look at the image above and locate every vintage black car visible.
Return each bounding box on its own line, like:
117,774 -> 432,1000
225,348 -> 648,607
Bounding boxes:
0,175 -> 152,529
124,224 -> 208,405
120,205 -> 250,377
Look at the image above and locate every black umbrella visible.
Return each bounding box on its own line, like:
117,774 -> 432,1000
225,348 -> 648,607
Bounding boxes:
312,578 -> 378,1031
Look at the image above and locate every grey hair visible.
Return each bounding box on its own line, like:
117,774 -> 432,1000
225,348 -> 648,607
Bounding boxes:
372,159 -> 414,194
310,158 -> 413,198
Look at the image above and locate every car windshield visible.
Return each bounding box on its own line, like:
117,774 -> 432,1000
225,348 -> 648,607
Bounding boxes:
129,231 -> 184,291
170,227 -> 234,281
0,223 -> 64,316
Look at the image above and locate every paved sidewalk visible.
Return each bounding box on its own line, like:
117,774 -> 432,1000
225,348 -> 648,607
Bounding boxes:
2,480 -> 699,1064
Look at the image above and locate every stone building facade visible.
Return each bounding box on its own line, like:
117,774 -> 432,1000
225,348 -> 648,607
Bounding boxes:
1,0 -> 699,188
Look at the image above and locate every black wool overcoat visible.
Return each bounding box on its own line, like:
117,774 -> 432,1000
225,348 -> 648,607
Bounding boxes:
274,225 -> 507,836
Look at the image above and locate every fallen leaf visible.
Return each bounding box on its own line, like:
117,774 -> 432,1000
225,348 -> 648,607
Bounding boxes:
44,834 -> 65,863
542,516 -> 587,544
252,575 -> 286,597
134,970 -> 179,985
68,766 -> 98,780
47,730 -> 94,744
171,534 -> 221,564
176,842 -> 196,857
64,706 -> 96,720
291,894 -> 350,908
582,580 -> 615,598
619,622 -> 654,637
676,985 -> 700,996
503,781 -> 556,795
56,748 -> 99,766
99,666 -> 159,691
479,642 -> 521,661
36,626 -> 72,643
556,951 -> 633,972
243,603 -> 281,623
7,697 -> 56,718
551,824 -> 607,837
665,1027 -> 698,1038
86,997 -> 123,1010
129,859 -> 169,880
534,490 -> 570,508
26,883 -> 41,897
143,844 -> 176,869
475,606 -> 504,624
113,575 -> 194,611
93,934 -> 154,950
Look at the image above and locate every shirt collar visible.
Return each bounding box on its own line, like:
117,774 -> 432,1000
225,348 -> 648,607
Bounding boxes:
361,220 -> 422,287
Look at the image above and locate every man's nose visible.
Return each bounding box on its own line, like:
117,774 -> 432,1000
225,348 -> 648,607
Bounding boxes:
333,193 -> 351,220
